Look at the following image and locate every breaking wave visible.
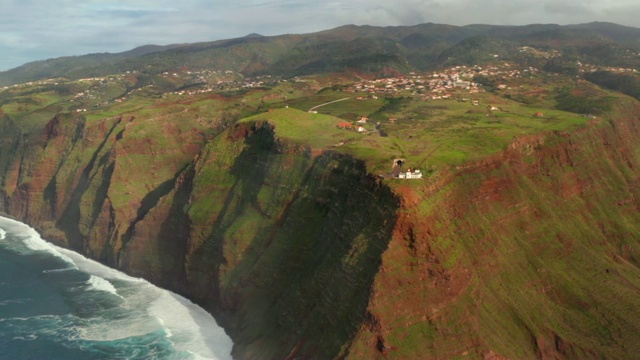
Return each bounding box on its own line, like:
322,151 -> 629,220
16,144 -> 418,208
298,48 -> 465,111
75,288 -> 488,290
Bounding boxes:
86,275 -> 124,299
0,216 -> 233,360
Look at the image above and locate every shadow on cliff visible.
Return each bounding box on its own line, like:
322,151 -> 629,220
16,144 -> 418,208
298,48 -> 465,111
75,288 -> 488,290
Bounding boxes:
116,165 -> 195,292
0,115 -> 22,211
187,122 -> 288,305
56,118 -> 122,253
187,122 -> 400,359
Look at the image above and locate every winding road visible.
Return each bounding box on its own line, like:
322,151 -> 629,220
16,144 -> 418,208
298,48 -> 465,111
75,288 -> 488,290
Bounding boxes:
308,97 -> 350,112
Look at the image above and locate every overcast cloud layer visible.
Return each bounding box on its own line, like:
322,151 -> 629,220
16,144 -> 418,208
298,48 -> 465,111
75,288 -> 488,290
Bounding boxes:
1,0 -> 640,71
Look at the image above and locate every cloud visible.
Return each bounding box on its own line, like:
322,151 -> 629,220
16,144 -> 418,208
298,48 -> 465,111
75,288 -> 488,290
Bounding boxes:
1,0 -> 640,71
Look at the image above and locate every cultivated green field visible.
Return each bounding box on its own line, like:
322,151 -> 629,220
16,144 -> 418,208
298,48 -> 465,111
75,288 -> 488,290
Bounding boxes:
241,83 -> 598,175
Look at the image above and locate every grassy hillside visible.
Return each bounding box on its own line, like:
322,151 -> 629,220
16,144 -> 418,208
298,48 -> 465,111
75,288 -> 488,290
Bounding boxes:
348,103 -> 640,359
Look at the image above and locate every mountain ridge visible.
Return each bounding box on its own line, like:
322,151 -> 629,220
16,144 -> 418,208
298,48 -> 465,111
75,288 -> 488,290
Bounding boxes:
3,21 -> 640,86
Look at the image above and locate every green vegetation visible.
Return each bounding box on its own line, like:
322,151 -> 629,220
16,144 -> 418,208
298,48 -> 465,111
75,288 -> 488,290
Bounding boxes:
0,62 -> 621,194
473,74 -> 498,91
555,88 -> 613,114
241,108 -> 359,148
3,22 -> 640,86
2,38 -> 640,359
542,58 -> 580,76
365,121 -> 640,359
438,36 -> 519,66
585,70 -> 640,100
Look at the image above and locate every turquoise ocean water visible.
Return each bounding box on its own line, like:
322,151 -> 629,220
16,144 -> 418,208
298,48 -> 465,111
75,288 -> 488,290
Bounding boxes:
0,216 -> 233,360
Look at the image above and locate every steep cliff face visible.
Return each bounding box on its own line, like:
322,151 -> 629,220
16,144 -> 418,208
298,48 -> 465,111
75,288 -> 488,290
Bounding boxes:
2,102 -> 640,359
0,117 -> 399,359
105,120 -> 400,359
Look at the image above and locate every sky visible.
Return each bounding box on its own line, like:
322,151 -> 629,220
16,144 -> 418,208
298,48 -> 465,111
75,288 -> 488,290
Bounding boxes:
1,0 -> 640,71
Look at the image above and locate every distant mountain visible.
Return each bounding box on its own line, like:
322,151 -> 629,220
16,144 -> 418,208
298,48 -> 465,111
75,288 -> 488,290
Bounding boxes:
0,43 -> 183,86
566,22 -> 640,47
2,22 -> 640,86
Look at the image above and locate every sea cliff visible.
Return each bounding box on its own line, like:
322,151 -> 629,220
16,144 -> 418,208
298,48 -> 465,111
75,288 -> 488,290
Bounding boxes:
2,102 -> 640,359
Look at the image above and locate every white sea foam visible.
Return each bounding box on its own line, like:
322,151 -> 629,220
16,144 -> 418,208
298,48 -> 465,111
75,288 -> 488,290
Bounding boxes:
0,228 -> 6,240
0,217 -> 77,268
190,351 -> 220,360
42,268 -> 75,274
0,298 -> 31,306
87,275 -> 124,299
12,335 -> 37,341
74,313 -> 161,342
55,236 -> 233,359
148,291 -> 233,360
56,247 -> 146,284
0,216 -> 234,359
74,277 -> 234,360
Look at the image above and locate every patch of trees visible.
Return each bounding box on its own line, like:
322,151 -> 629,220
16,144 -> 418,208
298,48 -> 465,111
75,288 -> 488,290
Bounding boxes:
542,58 -> 578,76
368,97 -> 410,122
554,88 -> 612,115
503,93 -> 540,105
437,36 -> 516,67
379,97 -> 408,113
473,75 -> 497,91
578,44 -> 640,68
584,71 -> 640,100
374,122 -> 388,137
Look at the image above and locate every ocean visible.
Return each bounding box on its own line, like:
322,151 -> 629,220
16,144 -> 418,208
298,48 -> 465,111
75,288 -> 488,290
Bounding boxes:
0,216 -> 233,360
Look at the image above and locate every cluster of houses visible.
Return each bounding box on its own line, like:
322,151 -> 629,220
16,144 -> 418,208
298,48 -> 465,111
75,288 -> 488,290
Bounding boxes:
73,90 -> 95,101
162,69 -> 236,82
169,86 -> 216,97
58,69 -> 276,107
67,74 -> 135,105
346,64 -> 535,99
518,46 -> 638,74
518,46 -> 561,59
597,66 -> 638,73
0,76 -> 109,91
73,82 -> 158,105
347,68 -> 481,96
578,62 -> 638,74
164,72 -> 276,97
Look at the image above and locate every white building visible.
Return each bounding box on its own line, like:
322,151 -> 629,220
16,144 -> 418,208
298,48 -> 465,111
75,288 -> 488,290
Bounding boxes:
398,169 -> 423,179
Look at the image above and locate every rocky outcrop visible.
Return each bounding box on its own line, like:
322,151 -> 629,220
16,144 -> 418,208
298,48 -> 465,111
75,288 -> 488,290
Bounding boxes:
2,104 -> 640,359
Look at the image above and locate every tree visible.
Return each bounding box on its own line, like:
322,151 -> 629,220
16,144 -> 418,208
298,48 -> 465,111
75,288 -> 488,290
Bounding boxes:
473,75 -> 497,91
585,71 -> 640,100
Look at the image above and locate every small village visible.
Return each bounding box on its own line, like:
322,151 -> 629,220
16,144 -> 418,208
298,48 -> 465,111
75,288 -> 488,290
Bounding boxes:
346,64 -> 532,99
3,50 -> 637,111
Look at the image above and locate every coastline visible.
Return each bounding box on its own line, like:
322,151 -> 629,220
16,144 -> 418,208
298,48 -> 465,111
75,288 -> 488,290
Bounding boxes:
0,215 -> 234,360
